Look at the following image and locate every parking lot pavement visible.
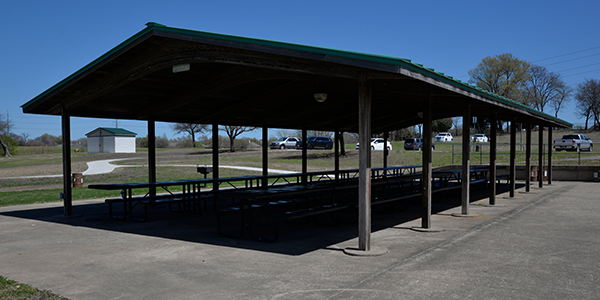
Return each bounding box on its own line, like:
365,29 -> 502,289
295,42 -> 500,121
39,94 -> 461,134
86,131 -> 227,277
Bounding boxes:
0,181 -> 598,299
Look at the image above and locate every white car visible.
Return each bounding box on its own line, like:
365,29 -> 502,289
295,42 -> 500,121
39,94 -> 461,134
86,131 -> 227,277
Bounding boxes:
471,134 -> 487,142
434,132 -> 453,142
355,138 -> 392,151
269,137 -> 300,149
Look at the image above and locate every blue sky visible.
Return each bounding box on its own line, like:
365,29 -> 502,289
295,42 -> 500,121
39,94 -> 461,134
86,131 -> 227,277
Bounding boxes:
2,0 -> 599,141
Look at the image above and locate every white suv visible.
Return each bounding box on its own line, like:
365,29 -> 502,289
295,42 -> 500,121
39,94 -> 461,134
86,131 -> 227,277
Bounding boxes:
471,134 -> 487,142
269,137 -> 300,149
434,132 -> 453,142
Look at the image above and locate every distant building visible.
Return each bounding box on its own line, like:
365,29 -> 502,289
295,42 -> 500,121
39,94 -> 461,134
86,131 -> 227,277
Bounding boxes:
86,127 -> 137,153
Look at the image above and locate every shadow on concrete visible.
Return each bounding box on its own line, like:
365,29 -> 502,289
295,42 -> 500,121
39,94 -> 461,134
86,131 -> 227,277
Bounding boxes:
0,183 -> 521,256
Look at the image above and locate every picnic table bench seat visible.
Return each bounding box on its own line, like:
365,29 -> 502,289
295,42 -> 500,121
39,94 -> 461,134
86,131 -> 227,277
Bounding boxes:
248,202 -> 355,243
493,174 -> 510,184
105,191 -> 212,222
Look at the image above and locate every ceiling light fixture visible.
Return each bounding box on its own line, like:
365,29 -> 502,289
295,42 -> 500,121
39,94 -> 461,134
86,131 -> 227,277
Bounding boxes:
314,93 -> 327,102
172,64 -> 190,73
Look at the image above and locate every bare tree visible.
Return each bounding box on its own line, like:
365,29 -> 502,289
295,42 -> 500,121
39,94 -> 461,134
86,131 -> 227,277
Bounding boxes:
276,129 -> 297,138
307,130 -> 333,138
451,117 -> 461,136
553,85 -> 572,118
171,123 -> 209,148
574,79 -> 600,129
0,112 -> 14,136
336,132 -> 346,156
522,65 -> 567,113
220,125 -> 257,152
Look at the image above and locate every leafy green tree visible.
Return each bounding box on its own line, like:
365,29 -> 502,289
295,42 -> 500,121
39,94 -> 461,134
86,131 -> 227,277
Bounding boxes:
136,136 -> 148,148
34,133 -> 61,146
0,135 -> 17,157
469,53 -> 530,131
431,118 -> 453,133
0,112 -> 14,156
155,134 -> 170,148
469,53 -> 531,100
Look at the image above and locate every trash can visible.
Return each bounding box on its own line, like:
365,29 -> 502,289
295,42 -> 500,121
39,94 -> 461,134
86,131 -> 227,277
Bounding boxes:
542,166 -> 548,181
530,166 -> 538,182
72,173 -> 83,188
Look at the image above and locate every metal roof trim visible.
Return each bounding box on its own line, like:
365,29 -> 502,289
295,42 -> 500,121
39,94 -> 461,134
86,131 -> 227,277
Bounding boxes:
85,127 -> 137,136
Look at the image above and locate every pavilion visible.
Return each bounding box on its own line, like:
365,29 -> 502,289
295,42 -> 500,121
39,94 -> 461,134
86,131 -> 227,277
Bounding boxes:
21,22 -> 571,254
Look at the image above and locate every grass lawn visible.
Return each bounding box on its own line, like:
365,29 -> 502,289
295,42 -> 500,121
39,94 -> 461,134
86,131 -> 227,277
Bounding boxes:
1,129 -> 599,207
0,275 -> 65,300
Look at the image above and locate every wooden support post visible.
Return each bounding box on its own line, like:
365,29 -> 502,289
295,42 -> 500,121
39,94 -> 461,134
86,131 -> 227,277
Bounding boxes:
383,131 -> 389,169
489,113 -> 497,205
548,127 -> 553,185
509,121 -> 517,197
538,125 -> 544,188
357,72 -> 371,251
302,128 -> 307,184
61,106 -> 73,216
526,123 -> 532,192
212,124 -> 219,193
335,131 -> 340,181
461,107 -> 471,214
148,120 -> 156,196
262,126 -> 268,187
421,94 -> 433,226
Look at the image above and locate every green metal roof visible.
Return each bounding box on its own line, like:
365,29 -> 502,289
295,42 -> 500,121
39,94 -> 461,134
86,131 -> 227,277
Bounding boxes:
22,22 -> 571,128
86,127 -> 137,136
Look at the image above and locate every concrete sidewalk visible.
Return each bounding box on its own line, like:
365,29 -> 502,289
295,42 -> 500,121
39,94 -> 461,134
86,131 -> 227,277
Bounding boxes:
0,181 -> 598,299
0,158 -> 295,180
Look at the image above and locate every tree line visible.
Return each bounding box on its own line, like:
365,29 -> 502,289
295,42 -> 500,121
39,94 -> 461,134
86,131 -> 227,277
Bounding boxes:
468,53 -> 599,131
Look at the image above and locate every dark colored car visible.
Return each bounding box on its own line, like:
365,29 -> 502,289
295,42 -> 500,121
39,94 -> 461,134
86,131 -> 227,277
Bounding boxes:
296,136 -> 333,149
403,138 -> 435,151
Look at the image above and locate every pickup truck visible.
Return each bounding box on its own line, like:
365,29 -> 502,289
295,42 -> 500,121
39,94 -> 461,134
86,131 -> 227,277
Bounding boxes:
553,134 -> 593,152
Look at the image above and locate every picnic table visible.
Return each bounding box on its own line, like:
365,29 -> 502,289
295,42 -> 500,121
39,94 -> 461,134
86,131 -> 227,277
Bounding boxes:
216,180 -> 359,242
88,179 -> 210,221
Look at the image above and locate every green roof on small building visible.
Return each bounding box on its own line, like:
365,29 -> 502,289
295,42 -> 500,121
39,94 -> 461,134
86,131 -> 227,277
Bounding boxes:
86,127 -> 137,136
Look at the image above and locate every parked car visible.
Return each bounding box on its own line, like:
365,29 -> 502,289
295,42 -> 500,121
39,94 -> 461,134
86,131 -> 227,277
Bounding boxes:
269,137 -> 300,149
355,138 -> 392,151
403,138 -> 435,151
553,134 -> 593,151
484,134 -> 491,142
296,136 -> 333,149
434,132 -> 453,142
471,134 -> 487,142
